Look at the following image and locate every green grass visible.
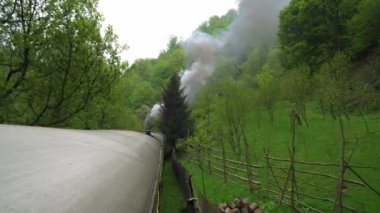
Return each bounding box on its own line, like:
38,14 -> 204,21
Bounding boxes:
182,102 -> 380,212
182,160 -> 291,212
159,161 -> 187,213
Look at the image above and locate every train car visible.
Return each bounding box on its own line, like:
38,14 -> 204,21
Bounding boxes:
0,124 -> 164,213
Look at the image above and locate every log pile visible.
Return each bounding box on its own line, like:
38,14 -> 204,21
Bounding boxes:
218,198 -> 263,213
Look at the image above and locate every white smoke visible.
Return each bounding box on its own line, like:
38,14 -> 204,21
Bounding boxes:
180,0 -> 289,102
144,103 -> 163,129
221,0 -> 290,59
144,0 -> 290,129
180,32 -> 218,104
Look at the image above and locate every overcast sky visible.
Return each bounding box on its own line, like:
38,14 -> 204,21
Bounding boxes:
98,0 -> 238,64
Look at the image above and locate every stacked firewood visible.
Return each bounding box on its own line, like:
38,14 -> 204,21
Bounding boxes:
218,199 -> 263,213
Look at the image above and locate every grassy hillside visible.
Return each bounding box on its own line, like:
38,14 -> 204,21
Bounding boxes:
182,102 -> 380,212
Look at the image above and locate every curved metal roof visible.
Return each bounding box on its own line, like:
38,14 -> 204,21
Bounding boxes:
0,125 -> 163,213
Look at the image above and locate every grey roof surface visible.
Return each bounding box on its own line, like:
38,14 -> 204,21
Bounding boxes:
0,125 -> 163,213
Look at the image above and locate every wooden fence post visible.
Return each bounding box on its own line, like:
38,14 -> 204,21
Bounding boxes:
333,117 -> 347,213
242,128 -> 254,192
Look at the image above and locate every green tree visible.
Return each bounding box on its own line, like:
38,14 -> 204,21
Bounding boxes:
0,0 -> 47,99
278,0 -> 358,70
316,52 -> 353,119
0,0 -> 126,127
256,64 -> 278,122
282,65 -> 312,126
197,9 -> 237,36
160,74 -> 193,154
214,79 -> 253,157
241,47 -> 268,77
315,52 -> 358,212
347,0 -> 380,57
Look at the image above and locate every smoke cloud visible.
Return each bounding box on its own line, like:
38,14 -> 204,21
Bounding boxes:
144,0 -> 290,128
180,0 -> 289,102
144,103 -> 163,129
221,0 -> 289,59
180,32 -> 218,104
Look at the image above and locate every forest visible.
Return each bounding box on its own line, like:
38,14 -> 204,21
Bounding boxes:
1,0 -> 379,212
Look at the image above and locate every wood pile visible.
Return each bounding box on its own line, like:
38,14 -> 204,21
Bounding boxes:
218,198 -> 263,213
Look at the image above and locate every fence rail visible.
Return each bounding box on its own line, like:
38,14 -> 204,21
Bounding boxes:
172,151 -> 197,213
188,143 -> 373,212
265,156 -> 375,169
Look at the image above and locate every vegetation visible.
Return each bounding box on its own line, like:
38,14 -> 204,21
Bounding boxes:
0,0 -> 127,128
184,104 -> 380,211
180,0 -> 380,212
1,0 -> 379,212
197,9 -> 237,36
160,74 -> 193,154
159,161 -> 187,213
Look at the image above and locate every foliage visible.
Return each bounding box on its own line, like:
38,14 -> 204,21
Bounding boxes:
255,64 -> 278,122
282,65 -> 312,125
0,0 -> 126,127
160,75 -> 193,151
278,0 -> 358,70
160,162 -> 187,213
185,2 -> 380,210
124,36 -> 185,109
215,79 -> 253,155
315,52 -> 353,119
241,47 -> 269,77
183,102 -> 380,212
197,9 -> 237,36
346,0 -> 380,57
0,0 -> 379,210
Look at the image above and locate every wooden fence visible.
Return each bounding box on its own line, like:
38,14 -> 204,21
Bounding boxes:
172,151 -> 198,213
188,143 -> 377,212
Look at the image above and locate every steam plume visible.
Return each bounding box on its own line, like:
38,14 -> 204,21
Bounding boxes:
144,103 -> 163,129
144,0 -> 290,128
221,0 -> 290,59
180,32 -> 218,104
180,0 -> 289,102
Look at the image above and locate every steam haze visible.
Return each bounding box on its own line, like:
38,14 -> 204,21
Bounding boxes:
145,0 -> 290,127
180,32 -> 218,104
144,103 -> 163,129
180,0 -> 290,102
221,0 -> 290,59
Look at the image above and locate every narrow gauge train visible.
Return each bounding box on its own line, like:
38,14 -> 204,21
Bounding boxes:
0,124 -> 164,213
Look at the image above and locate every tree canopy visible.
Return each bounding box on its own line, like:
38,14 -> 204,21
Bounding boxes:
160,74 -> 193,152
1,0 -> 378,133
0,0 -> 126,127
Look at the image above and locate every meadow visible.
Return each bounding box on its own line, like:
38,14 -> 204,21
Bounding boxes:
182,102 -> 380,212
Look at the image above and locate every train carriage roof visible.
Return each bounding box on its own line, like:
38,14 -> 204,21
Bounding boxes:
0,124 -> 163,213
